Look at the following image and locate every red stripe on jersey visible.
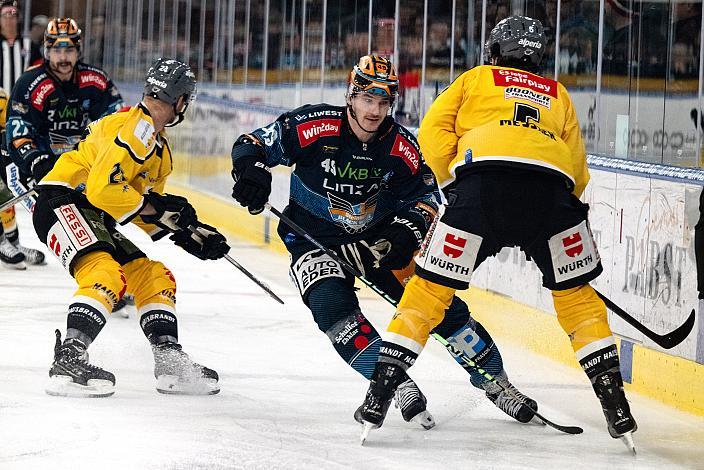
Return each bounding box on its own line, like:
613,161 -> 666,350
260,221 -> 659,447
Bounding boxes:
492,68 -> 557,98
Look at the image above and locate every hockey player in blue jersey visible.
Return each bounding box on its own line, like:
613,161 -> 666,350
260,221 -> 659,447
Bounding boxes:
230,55 -> 537,428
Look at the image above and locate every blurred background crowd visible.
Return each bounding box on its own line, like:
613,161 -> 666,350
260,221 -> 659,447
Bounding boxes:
9,0 -> 704,167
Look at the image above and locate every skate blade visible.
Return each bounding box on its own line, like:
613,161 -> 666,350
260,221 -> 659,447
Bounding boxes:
360,422 -> 375,445
156,375 -> 220,395
410,410 -> 436,430
619,431 -> 636,455
45,375 -> 115,398
1,260 -> 26,270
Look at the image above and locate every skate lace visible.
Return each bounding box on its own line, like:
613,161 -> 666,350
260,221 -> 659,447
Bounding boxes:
394,379 -> 424,412
60,346 -> 109,376
17,245 -> 44,263
491,385 -> 531,419
0,237 -> 22,257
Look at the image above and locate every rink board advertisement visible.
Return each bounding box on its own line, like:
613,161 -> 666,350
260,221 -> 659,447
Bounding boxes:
160,91 -> 703,413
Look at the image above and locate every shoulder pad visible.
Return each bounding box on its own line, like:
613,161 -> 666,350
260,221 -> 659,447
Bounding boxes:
77,67 -> 109,91
114,106 -> 157,163
389,127 -> 421,174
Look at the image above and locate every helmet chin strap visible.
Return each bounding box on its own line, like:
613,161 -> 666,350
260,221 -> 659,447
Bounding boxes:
165,100 -> 189,127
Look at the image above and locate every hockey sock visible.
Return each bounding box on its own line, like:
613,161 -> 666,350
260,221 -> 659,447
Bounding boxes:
139,300 -> 178,345
325,311 -> 381,380
553,284 -> 613,353
66,296 -> 109,347
445,319 -> 504,389
1,207 -> 17,243
73,251 -> 127,312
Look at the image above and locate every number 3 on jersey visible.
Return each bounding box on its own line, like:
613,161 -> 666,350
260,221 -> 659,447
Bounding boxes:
514,103 -> 540,124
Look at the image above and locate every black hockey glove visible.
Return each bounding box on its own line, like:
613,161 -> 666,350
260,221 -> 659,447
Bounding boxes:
231,156 -> 272,215
30,153 -> 58,182
170,222 -> 230,260
141,192 -> 197,232
369,216 -> 424,270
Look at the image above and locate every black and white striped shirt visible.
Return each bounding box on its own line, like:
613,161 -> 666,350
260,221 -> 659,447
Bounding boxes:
0,35 -> 39,92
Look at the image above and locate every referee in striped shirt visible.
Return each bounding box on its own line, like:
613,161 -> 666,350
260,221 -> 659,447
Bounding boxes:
0,0 -> 41,269
0,0 -> 40,91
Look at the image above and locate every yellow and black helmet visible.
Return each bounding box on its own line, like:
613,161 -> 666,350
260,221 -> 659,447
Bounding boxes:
348,55 -> 399,101
44,18 -> 82,52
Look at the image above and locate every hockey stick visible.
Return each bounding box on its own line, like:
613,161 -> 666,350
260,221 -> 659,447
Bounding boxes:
595,290 -> 694,349
267,204 -> 582,435
0,188 -> 36,212
187,225 -> 284,305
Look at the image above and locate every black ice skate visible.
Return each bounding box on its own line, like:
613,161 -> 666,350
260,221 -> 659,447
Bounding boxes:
354,377 -> 436,430
358,362 -> 405,444
152,342 -> 220,395
13,242 -> 46,265
46,330 -> 116,398
0,234 -> 26,270
484,371 -> 539,424
593,371 -> 638,454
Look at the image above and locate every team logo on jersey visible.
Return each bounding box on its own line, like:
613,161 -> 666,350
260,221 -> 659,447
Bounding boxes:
327,192 -> 377,233
297,118 -> 341,147
78,71 -> 108,90
504,87 -> 551,109
492,69 -> 557,98
548,221 -> 600,283
31,79 -> 56,110
390,134 -> 420,174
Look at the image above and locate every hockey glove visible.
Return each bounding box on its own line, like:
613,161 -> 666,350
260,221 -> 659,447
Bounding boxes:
231,157 -> 272,215
369,216 -> 424,270
141,192 -> 198,232
30,153 -> 58,182
170,222 -> 230,260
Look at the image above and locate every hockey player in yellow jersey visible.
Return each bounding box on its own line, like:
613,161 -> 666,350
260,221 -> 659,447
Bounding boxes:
33,58 -> 229,397
357,16 -> 637,451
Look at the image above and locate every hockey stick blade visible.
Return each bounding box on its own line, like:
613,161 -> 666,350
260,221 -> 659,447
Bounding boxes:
0,189 -> 36,212
595,290 -> 694,349
268,205 -> 583,434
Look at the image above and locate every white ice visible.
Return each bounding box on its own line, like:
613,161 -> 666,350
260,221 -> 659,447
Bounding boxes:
1,210 -> 703,470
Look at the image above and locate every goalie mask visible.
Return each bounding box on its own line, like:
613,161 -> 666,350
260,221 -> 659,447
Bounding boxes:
143,58 -> 197,127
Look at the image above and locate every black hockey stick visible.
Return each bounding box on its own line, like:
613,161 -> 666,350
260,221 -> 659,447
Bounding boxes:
267,204 -> 583,435
187,225 -> 284,305
595,290 -> 694,349
0,188 -> 36,212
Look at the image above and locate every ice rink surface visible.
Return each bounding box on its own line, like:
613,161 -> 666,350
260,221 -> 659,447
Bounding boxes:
1,211 -> 703,470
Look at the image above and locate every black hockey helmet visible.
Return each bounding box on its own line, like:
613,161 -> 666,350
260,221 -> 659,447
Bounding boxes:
143,57 -> 197,127
485,16 -> 546,71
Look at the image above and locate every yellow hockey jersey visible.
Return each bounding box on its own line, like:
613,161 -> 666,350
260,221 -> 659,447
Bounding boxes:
40,103 -> 173,234
418,65 -> 588,197
0,88 -> 7,128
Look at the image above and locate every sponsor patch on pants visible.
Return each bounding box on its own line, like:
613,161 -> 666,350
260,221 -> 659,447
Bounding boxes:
548,220 -> 600,283
290,249 -> 346,296
414,219 -> 481,284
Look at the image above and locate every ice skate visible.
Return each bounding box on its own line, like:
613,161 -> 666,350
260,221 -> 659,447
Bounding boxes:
483,371 -> 539,424
46,330 -> 115,398
112,297 -> 130,318
593,371 -> 638,454
0,234 -> 26,270
357,363 -> 405,444
153,342 -> 220,395
13,242 -> 46,265
394,378 -> 435,429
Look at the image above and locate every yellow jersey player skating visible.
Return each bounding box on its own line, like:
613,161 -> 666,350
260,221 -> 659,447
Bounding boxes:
34,58 -> 229,397
357,16 -> 637,452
